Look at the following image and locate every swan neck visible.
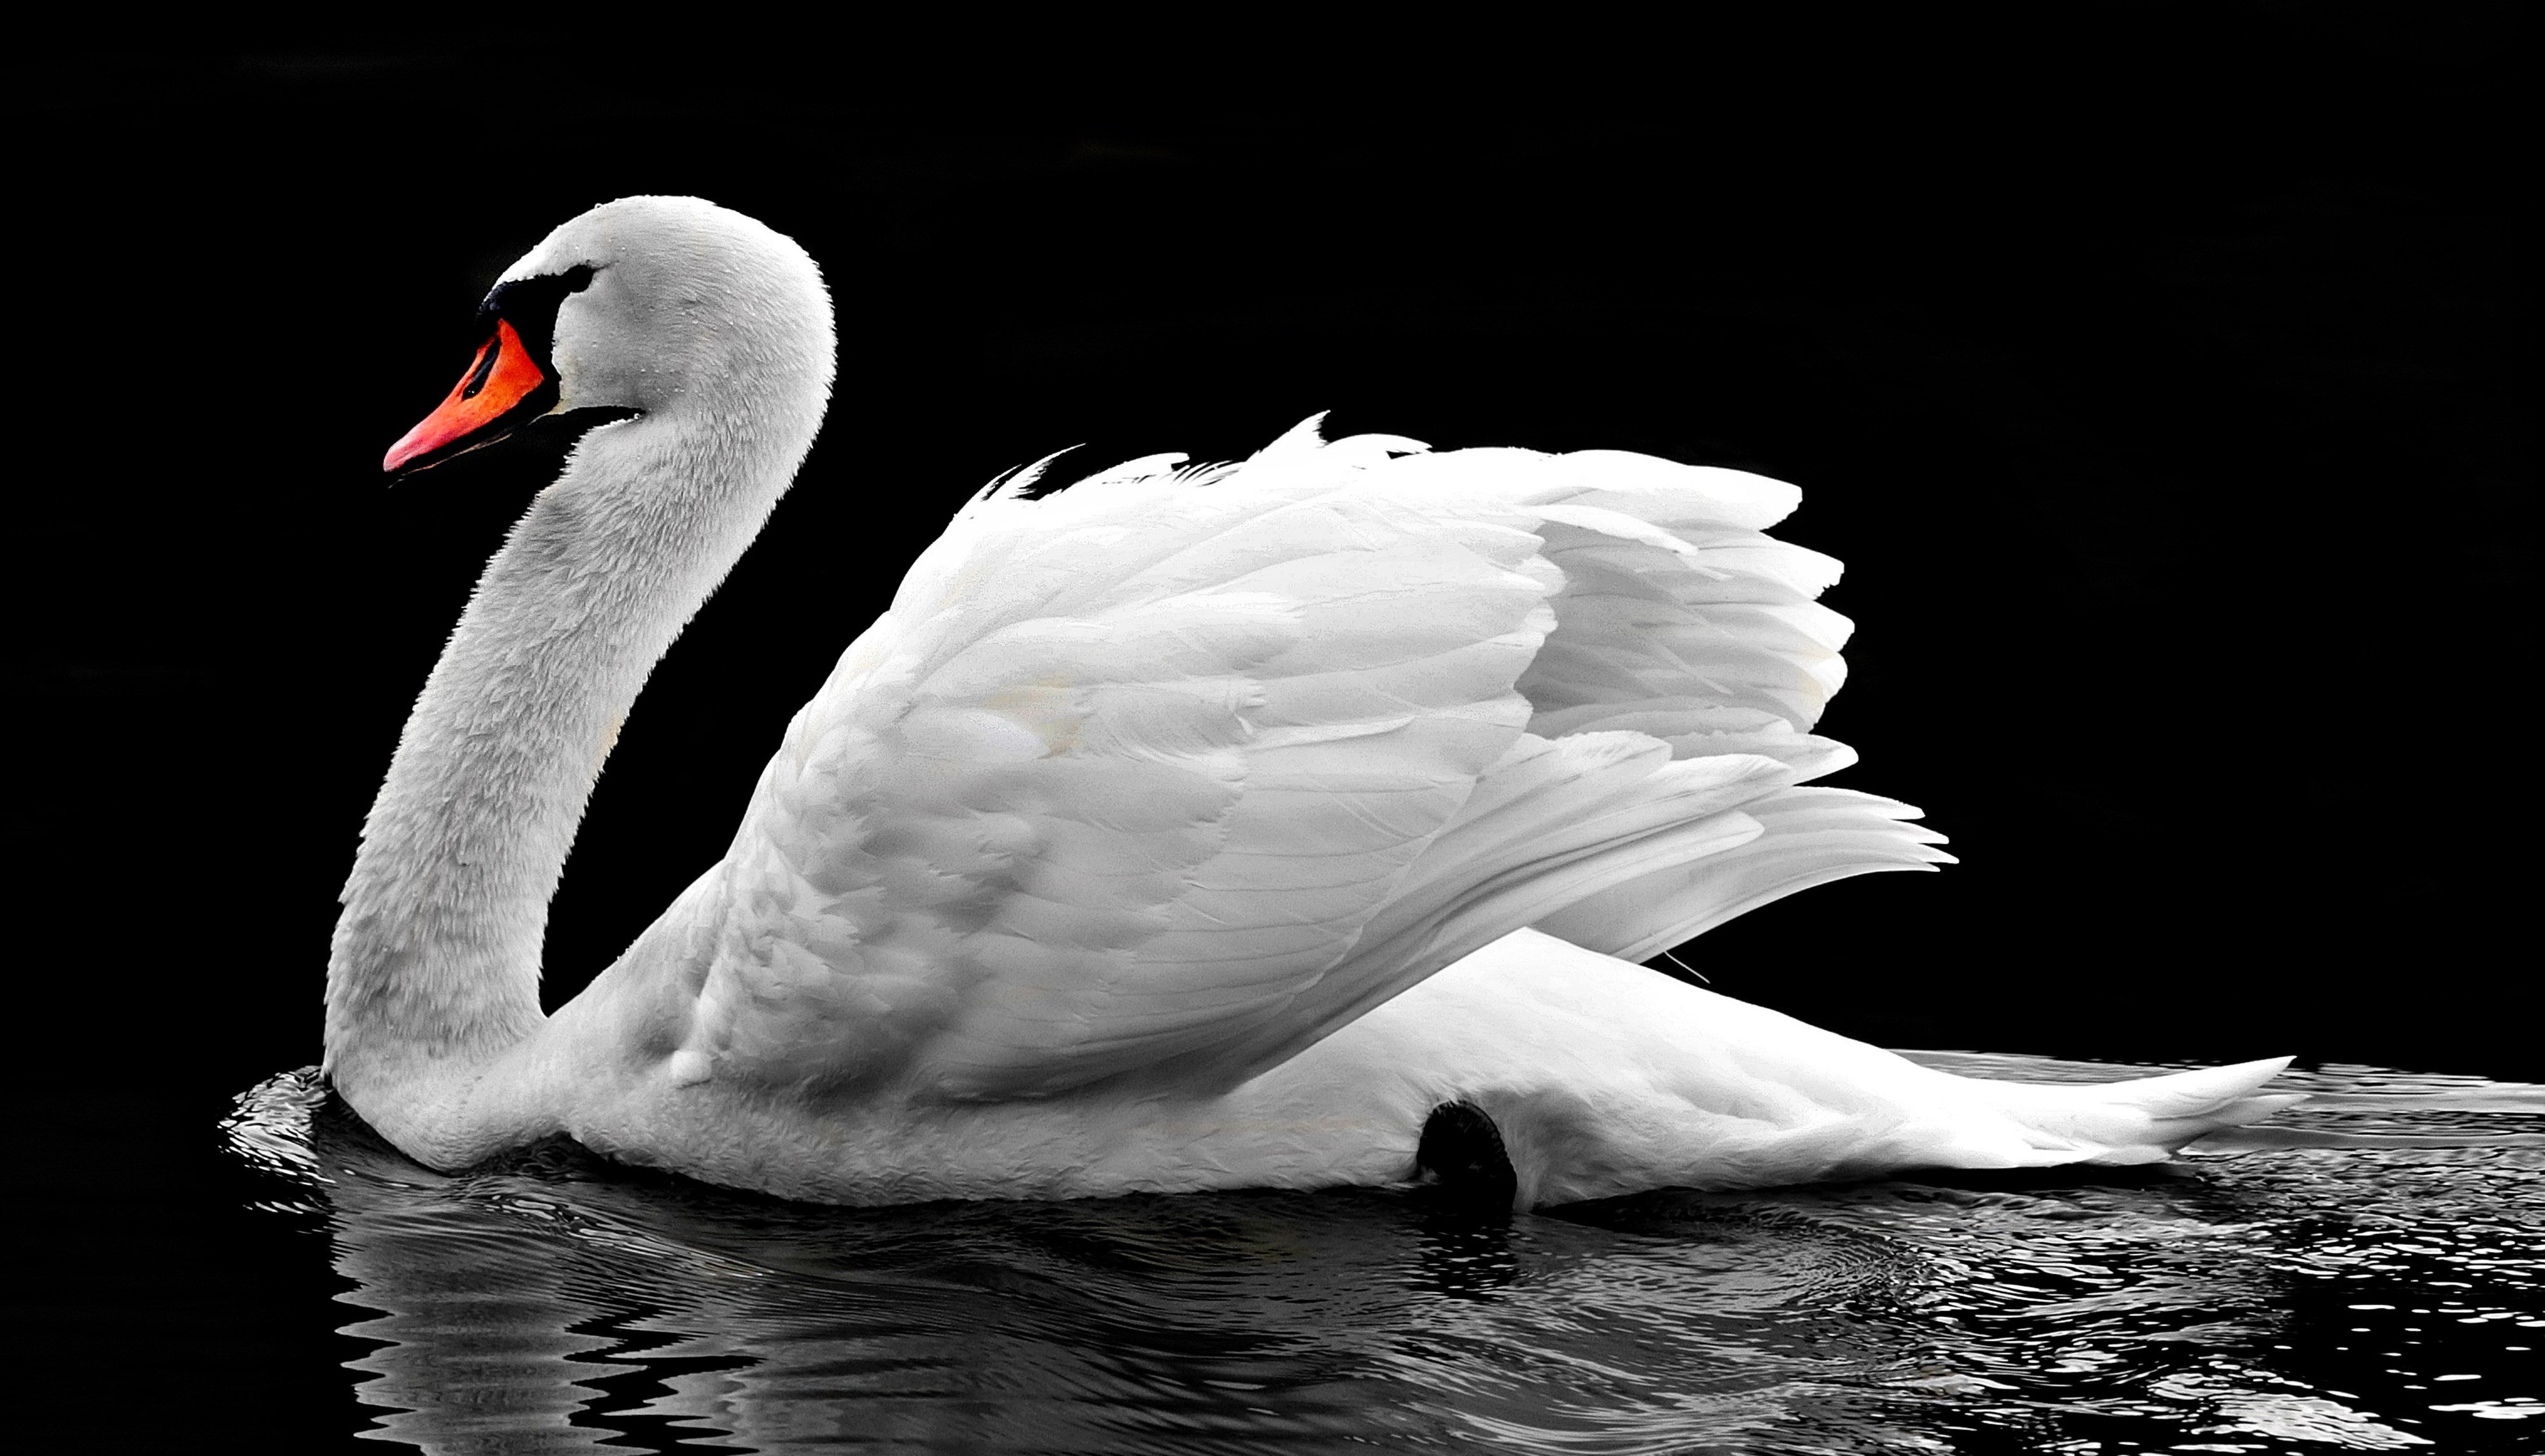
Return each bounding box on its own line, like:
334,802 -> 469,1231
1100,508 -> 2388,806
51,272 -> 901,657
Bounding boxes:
325,349 -> 829,1155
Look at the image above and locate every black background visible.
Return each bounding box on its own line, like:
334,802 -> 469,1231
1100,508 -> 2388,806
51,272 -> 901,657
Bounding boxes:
12,15 -> 2527,1443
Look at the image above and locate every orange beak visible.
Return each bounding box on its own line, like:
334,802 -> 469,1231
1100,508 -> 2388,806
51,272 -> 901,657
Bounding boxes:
383,318 -> 551,474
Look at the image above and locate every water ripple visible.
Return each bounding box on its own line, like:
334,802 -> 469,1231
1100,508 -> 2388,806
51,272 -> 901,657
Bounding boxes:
223,1057 -> 2545,1453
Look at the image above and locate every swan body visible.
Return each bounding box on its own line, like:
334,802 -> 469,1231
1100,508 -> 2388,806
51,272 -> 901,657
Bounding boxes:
328,197 -> 2298,1208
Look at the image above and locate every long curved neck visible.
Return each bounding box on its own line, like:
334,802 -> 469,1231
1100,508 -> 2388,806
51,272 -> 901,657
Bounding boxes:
325,347 -> 828,1161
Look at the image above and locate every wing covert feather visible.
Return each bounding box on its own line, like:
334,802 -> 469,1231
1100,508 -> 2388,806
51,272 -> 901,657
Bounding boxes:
638,422 -> 1933,1102
674,448 -> 1565,1097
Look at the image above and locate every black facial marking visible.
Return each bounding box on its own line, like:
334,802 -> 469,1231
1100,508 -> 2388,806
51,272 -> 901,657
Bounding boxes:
473,262 -> 601,366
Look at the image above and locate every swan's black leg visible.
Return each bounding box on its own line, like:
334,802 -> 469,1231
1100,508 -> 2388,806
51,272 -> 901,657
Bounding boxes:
1416,1100 -> 1518,1210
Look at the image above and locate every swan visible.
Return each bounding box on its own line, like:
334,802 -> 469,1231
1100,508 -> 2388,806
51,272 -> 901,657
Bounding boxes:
330,196 -> 2299,1209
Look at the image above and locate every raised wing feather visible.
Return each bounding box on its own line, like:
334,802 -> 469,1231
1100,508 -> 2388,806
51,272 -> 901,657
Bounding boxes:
653,420 -> 1938,1101
670,433 -> 1556,1096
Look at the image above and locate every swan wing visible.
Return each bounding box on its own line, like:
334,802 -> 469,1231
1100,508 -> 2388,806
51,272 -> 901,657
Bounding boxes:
656,420 -> 1923,1099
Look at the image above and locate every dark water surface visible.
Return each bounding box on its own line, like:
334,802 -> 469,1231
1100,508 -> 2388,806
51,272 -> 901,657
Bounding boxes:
223,1057 -> 2543,1454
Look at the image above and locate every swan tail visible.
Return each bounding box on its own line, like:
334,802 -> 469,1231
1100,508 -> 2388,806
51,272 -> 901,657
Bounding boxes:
1982,1057 -> 2306,1165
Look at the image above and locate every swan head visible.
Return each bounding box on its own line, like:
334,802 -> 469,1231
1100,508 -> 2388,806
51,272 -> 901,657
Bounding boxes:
386,196 -> 834,475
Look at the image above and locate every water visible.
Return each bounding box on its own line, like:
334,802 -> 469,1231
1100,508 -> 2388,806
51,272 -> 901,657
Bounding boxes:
223,1056 -> 2544,1454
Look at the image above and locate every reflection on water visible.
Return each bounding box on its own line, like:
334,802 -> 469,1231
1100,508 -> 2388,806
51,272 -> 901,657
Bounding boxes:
226,1056 -> 2545,1454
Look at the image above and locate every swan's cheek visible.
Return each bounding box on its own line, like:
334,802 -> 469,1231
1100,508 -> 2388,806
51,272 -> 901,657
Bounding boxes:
549,336 -> 644,413
549,344 -> 604,412
548,350 -> 581,411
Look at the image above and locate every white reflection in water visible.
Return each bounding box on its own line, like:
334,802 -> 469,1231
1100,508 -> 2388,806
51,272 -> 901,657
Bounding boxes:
226,1056 -> 2544,1455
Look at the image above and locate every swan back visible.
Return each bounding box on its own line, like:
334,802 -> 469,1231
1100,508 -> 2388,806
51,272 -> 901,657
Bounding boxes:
612,424 -> 1942,1114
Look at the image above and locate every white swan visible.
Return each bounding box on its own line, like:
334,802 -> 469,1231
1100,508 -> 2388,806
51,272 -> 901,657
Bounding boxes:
330,196 -> 2298,1209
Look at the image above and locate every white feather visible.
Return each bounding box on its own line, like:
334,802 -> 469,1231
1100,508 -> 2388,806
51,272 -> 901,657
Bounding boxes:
326,197 -> 2299,1206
